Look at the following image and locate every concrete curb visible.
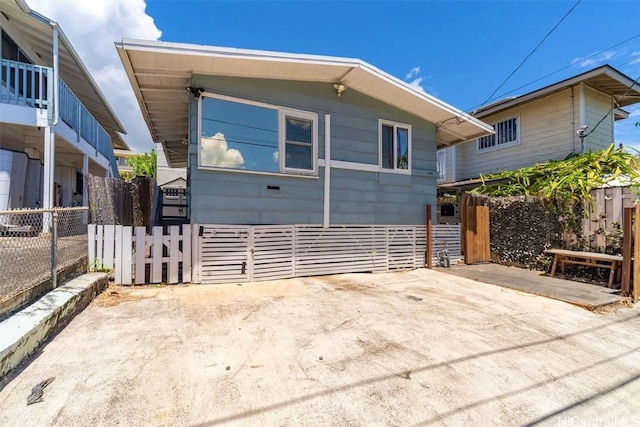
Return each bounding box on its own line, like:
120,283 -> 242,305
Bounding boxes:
0,273 -> 108,379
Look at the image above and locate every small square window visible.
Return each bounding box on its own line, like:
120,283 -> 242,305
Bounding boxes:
379,120 -> 411,173
478,116 -> 519,152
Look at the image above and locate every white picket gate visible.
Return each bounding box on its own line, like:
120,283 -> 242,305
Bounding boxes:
88,224 -> 191,285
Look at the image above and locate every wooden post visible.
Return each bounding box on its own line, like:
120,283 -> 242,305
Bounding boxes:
426,204 -> 432,269
464,206 -> 491,264
634,204 -> 640,302
621,207 -> 633,296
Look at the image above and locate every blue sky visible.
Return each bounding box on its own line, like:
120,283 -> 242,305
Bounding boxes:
31,0 -> 640,152
149,0 -> 640,152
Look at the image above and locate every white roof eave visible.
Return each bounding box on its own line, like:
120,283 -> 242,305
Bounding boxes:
116,38 -> 494,165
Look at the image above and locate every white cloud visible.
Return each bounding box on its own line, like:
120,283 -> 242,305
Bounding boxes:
571,50 -> 618,69
28,0 -> 162,152
405,66 -> 421,80
404,66 -> 428,93
201,133 -> 244,167
407,77 -> 425,93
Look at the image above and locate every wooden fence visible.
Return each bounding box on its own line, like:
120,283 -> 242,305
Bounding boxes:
88,223 -> 462,285
584,186 -> 639,251
621,205 -> 639,301
86,175 -> 154,227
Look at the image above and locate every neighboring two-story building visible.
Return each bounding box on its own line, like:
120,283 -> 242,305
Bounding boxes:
0,0 -> 126,210
437,65 -> 640,187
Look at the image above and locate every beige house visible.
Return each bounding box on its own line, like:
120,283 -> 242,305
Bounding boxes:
437,65 -> 640,185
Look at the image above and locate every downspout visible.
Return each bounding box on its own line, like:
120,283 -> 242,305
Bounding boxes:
51,24 -> 59,126
571,86 -> 575,153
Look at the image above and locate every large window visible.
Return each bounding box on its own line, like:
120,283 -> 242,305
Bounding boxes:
379,120 -> 411,173
478,116 -> 519,152
199,94 -> 317,176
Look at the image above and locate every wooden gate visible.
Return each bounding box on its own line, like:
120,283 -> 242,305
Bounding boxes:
199,225 -> 250,284
463,206 -> 491,264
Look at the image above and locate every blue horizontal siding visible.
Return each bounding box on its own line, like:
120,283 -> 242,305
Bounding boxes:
189,76 -> 438,225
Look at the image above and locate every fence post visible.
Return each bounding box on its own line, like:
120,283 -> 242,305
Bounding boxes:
634,204 -> 640,302
426,205 -> 432,269
51,211 -> 58,289
621,207 -> 632,296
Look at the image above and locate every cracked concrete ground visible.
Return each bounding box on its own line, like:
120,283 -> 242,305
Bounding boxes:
1,268 -> 639,426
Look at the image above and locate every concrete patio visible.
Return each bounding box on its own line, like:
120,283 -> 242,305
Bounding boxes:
1,268 -> 639,426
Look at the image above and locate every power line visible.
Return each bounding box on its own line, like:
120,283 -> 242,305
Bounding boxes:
466,32 -> 640,113
201,135 -> 277,149
478,0 -> 582,109
202,116 -> 277,134
585,72 -> 640,138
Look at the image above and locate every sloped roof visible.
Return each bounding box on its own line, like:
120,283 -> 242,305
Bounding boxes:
2,0 -> 128,149
473,65 -> 640,119
115,39 -> 494,168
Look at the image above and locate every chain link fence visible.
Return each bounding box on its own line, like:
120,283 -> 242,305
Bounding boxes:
0,207 -> 88,316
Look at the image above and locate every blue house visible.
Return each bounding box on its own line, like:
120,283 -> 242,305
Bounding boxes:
117,39 -> 492,282
0,0 -> 126,211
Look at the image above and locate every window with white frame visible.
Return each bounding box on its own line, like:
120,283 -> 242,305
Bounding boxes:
477,116 -> 519,152
379,120 -> 411,172
280,109 -> 318,174
199,94 -> 317,176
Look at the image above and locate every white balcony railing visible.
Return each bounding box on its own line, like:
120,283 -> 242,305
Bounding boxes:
0,58 -> 52,112
1,58 -> 117,175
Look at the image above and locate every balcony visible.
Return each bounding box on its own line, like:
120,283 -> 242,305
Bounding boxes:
1,58 -> 116,172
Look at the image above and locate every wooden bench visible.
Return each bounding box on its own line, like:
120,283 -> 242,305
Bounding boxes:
544,249 -> 624,288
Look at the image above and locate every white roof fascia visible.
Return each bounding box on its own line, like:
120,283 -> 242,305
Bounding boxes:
475,66 -> 640,118
117,38 -> 494,138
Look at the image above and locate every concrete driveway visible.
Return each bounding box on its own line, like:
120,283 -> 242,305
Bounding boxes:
1,269 -> 639,426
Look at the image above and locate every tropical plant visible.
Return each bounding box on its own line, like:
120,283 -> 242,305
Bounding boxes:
126,150 -> 157,179
119,170 -> 136,182
471,144 -> 640,211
